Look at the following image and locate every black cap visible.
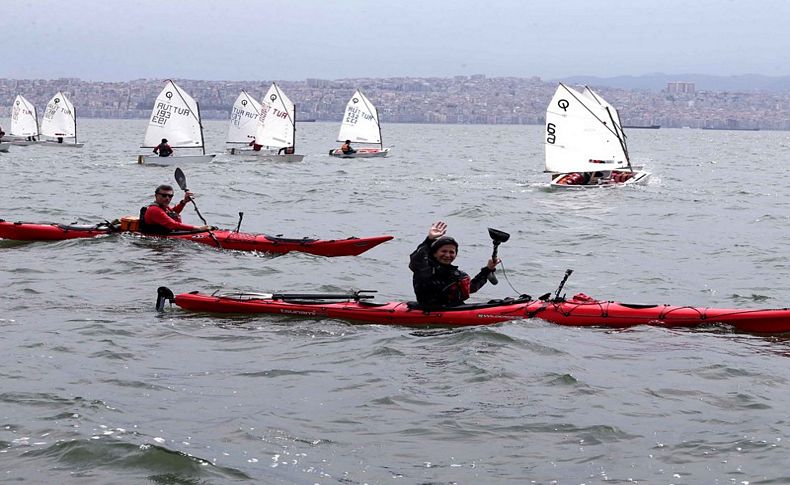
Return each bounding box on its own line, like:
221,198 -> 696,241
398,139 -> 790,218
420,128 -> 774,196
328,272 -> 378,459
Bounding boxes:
431,236 -> 458,253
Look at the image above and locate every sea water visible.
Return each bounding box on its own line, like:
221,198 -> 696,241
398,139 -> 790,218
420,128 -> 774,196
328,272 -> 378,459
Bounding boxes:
2,120 -> 790,482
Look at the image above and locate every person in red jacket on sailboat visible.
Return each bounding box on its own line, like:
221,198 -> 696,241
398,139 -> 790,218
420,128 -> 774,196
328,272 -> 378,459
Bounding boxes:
153,138 -> 174,157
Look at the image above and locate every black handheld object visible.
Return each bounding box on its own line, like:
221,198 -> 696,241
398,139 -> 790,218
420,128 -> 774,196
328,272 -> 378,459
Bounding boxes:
156,286 -> 175,312
174,167 -> 207,225
173,167 -> 221,248
553,269 -> 574,301
486,228 -> 510,285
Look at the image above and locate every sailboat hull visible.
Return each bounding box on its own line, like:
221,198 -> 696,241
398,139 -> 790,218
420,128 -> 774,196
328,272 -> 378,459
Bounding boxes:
10,140 -> 41,146
40,141 -> 84,148
550,170 -> 651,189
328,147 -> 390,158
227,147 -> 277,155
227,148 -> 304,162
0,142 -> 10,152
138,154 -> 216,166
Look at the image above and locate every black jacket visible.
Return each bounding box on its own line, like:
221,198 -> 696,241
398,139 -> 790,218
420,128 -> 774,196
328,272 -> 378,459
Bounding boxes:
409,237 -> 492,306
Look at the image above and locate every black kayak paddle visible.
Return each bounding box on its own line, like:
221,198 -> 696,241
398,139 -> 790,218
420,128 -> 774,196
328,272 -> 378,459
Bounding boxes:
173,167 -> 222,248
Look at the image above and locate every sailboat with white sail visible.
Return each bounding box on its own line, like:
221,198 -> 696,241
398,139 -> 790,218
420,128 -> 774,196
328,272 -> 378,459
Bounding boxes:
328,89 -> 389,158
40,92 -> 83,148
10,95 -> 41,146
545,83 -> 650,189
226,90 -> 267,155
138,80 -> 215,165
247,83 -> 304,162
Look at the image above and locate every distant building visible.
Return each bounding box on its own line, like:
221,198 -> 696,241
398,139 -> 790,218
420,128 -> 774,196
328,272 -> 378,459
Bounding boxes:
667,82 -> 695,94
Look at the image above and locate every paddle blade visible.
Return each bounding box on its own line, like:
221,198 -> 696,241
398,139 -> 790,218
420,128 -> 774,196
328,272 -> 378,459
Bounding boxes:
174,167 -> 188,191
488,228 -> 510,244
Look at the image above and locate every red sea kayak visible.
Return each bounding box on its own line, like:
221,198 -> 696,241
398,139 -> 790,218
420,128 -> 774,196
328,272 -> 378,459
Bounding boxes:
0,220 -> 393,257
161,289 -> 790,334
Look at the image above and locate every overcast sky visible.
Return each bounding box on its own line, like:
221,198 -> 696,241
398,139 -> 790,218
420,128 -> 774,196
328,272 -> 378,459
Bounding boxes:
2,0 -> 788,82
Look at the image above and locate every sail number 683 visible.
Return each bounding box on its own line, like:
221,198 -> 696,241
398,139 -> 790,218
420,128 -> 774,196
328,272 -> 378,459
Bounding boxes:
546,123 -> 556,144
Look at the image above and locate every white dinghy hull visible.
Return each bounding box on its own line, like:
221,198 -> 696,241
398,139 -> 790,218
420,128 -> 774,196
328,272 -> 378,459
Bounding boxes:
227,148 -> 304,162
549,170 -> 651,190
0,142 -> 10,152
138,154 -> 216,166
328,147 -> 390,158
40,140 -> 84,148
11,140 -> 42,146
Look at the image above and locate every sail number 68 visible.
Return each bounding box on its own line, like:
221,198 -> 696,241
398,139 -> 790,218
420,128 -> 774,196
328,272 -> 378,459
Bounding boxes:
546,123 -> 556,144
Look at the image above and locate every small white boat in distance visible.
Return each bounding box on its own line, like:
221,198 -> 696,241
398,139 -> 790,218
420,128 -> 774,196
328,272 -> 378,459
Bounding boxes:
0,142 -> 10,152
138,80 -> 216,166
545,83 -> 650,189
328,89 -> 389,158
245,83 -> 305,163
10,95 -> 42,146
40,92 -> 84,148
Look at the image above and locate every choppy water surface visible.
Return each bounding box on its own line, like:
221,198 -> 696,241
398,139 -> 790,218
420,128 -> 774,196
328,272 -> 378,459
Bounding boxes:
3,120 -> 790,483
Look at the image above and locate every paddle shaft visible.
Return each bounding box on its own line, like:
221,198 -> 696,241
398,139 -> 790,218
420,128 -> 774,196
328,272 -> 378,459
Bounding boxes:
173,167 -> 221,248
487,241 -> 501,285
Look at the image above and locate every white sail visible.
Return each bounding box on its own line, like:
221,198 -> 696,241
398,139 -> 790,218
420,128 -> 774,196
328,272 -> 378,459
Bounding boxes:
336,89 -> 382,145
40,92 -> 77,139
143,80 -> 204,149
254,83 -> 296,149
545,83 -> 629,173
226,91 -> 262,144
11,95 -> 39,137
582,86 -> 624,137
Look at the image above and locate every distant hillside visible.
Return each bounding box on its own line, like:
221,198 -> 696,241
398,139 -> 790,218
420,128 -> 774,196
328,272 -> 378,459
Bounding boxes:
554,73 -> 790,93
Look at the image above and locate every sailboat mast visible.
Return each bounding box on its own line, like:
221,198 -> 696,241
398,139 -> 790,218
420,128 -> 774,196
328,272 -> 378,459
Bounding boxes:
73,103 -> 78,144
33,104 -> 39,139
197,101 -> 206,155
376,107 -> 383,149
293,103 -> 297,152
605,106 -> 631,171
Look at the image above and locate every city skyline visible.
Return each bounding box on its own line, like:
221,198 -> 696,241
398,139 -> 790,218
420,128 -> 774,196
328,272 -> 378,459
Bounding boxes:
3,0 -> 790,82
2,76 -> 788,130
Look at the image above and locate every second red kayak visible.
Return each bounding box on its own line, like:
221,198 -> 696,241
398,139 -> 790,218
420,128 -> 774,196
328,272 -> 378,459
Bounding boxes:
0,220 -> 393,257
159,289 -> 790,334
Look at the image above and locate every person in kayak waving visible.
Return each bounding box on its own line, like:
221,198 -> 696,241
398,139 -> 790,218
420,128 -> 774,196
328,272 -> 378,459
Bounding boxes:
409,221 -> 499,306
139,184 -> 214,234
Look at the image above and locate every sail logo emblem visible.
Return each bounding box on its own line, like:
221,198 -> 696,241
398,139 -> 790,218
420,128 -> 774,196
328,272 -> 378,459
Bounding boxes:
352,97 -> 359,104
557,99 -> 569,112
241,100 -> 247,106
270,94 -> 278,102
165,91 -> 173,99
54,98 -> 61,104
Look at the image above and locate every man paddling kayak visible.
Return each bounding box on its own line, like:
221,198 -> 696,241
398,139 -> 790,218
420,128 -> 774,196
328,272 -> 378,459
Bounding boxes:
409,221 -> 500,306
139,184 -> 214,234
